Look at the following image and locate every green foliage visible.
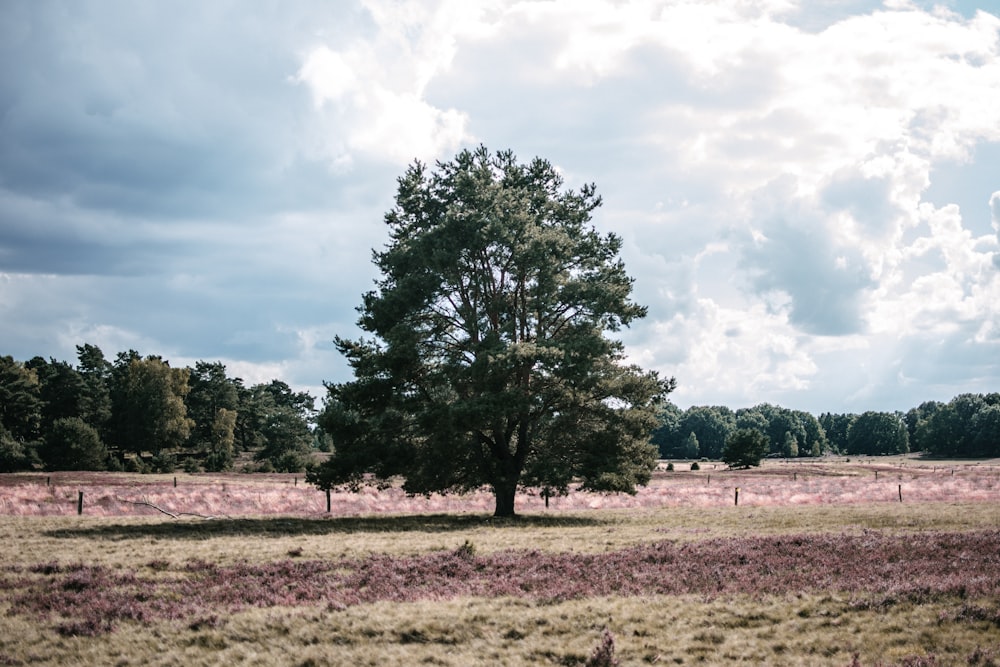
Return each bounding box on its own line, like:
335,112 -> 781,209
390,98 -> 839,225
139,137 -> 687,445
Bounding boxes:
40,417 -> 108,471
678,406 -> 734,459
185,361 -> 239,468
4,344 -> 320,472
783,431 -> 799,458
656,403 -> 827,460
246,381 -> 316,472
0,355 -> 42,445
149,451 -> 177,474
819,412 -> 855,454
722,429 -> 770,469
651,402 -> 683,458
309,147 -> 673,516
75,344 -> 113,439
25,357 -> 87,430
0,423 -> 31,472
915,393 -> 1000,458
202,408 -> 236,472
846,411 -> 909,456
682,431 -> 700,459
109,353 -> 193,455
904,401 -> 942,453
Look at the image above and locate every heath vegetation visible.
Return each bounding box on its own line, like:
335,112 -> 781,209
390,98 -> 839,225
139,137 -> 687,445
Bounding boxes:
1,459 -> 999,665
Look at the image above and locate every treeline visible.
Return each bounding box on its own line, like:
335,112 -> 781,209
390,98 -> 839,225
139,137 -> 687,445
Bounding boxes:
0,345 -> 324,473
654,395 -> 1000,460
3,344 -> 997,474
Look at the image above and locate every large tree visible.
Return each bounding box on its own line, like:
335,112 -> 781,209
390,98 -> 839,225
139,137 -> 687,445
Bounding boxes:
75,343 -> 113,438
0,356 -> 42,459
109,353 -> 193,456
846,411 -> 909,456
186,361 -> 240,470
722,428 -> 769,469
309,147 -> 673,516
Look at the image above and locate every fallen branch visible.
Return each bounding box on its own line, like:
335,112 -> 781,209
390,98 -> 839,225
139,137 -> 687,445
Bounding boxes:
115,496 -> 225,520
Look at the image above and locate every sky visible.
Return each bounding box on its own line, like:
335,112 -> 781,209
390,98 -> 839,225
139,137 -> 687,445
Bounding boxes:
1,0 -> 999,416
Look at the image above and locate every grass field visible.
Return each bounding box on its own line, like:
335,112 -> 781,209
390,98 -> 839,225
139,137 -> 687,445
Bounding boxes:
1,458 -> 998,666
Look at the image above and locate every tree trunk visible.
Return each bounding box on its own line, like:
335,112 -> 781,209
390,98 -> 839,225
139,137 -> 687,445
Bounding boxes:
493,479 -> 517,517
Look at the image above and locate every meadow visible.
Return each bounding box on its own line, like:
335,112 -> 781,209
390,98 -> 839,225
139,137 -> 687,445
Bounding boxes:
1,457 -> 998,666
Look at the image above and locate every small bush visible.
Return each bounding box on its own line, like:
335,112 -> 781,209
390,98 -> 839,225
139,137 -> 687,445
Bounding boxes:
123,456 -> 147,473
455,540 -> 476,560
690,461 -> 700,471
586,629 -> 619,667
150,452 -> 177,474
666,462 -> 674,471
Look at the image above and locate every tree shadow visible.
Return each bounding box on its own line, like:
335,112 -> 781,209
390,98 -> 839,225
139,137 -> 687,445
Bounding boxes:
43,513 -> 608,541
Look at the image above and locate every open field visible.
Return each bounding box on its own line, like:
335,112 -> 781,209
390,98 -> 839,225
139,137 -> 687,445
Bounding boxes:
1,458 -> 999,665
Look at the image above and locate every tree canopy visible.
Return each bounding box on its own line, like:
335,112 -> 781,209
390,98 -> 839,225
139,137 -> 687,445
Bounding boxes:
308,147 -> 674,516
0,345 -> 318,473
722,428 -> 770,469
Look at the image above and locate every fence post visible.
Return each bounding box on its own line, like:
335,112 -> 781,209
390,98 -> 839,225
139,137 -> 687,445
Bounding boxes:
77,491 -> 84,515
898,484 -> 903,502
734,487 -> 740,506
326,488 -> 331,513
174,477 -> 177,488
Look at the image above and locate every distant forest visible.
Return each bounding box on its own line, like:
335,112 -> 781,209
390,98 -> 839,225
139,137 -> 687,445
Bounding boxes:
1,344 -> 998,473
654,395 -> 1000,460
0,345 -> 324,474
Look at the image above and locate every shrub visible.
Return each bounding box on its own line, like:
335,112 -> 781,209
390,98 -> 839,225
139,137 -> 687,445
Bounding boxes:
666,462 -> 674,471
722,429 -> 769,469
123,455 -> 147,473
455,540 -> 476,560
40,418 -> 108,471
150,452 -> 177,474
586,629 -> 620,667
0,426 -> 31,472
689,461 -> 700,471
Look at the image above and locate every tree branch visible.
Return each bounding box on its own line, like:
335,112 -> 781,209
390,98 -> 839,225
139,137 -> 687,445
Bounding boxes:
115,496 -> 226,520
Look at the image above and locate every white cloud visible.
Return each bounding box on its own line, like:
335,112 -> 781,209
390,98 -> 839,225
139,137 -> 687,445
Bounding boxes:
504,0 -> 1000,409
632,297 -> 820,407
991,190 -> 1000,270
294,0 -> 480,166
3,0 -> 1000,414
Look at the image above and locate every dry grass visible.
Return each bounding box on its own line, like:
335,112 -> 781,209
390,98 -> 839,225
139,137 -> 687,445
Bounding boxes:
2,457 -> 998,519
2,594 -> 998,666
1,501 -> 998,569
1,462 -> 999,666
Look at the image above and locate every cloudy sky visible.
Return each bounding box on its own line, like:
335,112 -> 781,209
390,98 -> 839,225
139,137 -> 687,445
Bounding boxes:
1,0 -> 998,415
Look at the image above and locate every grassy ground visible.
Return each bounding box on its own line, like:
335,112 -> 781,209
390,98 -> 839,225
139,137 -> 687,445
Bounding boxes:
3,593 -> 999,666
1,464 -> 999,665
2,501 -> 999,567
